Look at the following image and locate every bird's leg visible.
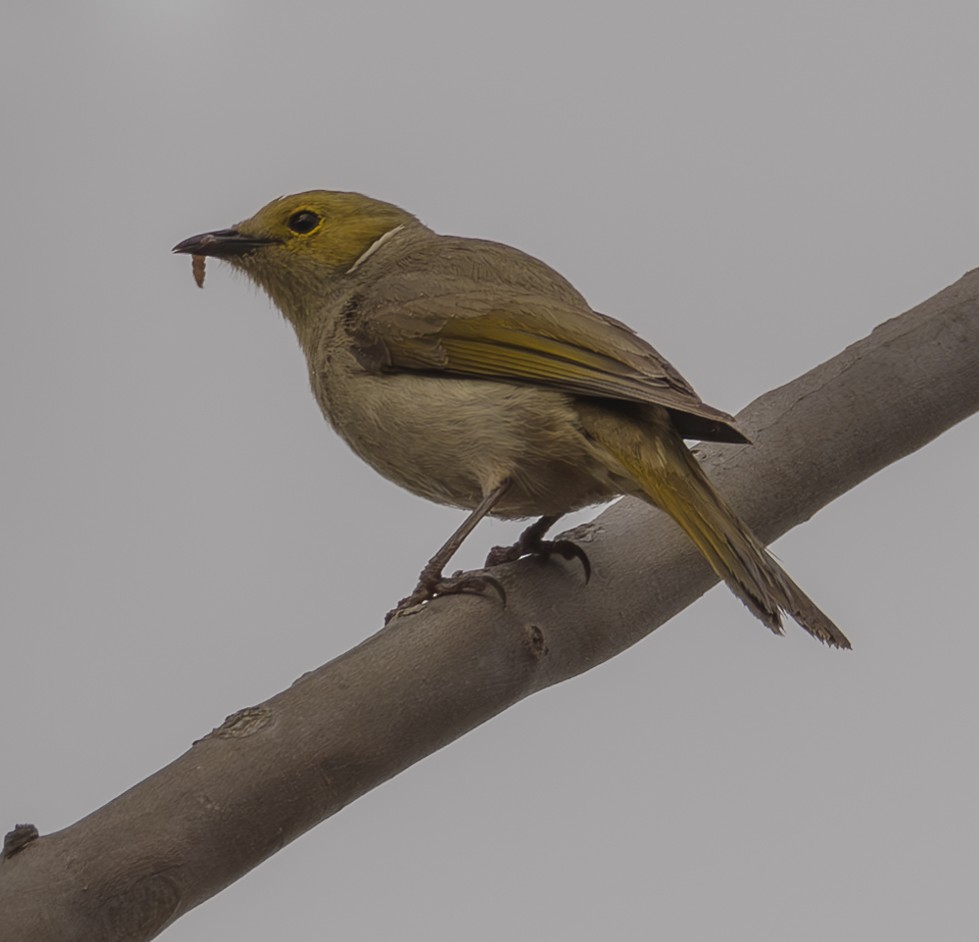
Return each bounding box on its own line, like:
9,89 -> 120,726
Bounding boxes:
386,481 -> 511,623
485,514 -> 591,581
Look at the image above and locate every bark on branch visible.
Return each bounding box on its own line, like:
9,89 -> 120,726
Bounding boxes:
3,270 -> 978,941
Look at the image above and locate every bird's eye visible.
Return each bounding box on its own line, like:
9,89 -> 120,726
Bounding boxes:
287,210 -> 321,234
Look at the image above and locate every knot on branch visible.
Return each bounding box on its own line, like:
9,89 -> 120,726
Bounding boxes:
2,823 -> 39,859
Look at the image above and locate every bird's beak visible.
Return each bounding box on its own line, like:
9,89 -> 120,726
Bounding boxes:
172,229 -> 279,257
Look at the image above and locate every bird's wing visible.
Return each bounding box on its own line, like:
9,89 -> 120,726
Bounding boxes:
346,290 -> 748,443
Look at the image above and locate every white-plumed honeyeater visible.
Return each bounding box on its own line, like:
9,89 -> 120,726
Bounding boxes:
174,191 -> 849,648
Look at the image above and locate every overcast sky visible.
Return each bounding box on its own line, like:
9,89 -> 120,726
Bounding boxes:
2,3 -> 977,940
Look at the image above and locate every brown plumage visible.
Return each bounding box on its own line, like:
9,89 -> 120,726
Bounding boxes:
174,190 -> 849,647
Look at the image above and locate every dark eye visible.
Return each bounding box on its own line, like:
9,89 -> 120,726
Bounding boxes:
287,210 -> 320,234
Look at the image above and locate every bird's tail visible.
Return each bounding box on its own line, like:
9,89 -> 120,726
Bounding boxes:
594,421 -> 850,648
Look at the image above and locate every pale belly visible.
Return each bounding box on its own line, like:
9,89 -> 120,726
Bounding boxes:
312,363 -> 620,518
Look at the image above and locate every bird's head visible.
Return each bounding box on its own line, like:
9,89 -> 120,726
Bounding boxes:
173,190 -> 418,319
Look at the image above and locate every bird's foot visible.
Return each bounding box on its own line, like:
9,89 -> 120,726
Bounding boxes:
485,527 -> 591,582
385,568 -> 506,624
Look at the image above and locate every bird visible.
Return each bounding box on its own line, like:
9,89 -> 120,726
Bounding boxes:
173,190 -> 849,648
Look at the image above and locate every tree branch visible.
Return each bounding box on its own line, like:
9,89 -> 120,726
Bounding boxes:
3,270 -> 978,941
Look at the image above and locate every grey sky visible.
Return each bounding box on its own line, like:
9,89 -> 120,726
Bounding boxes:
2,3 -> 977,939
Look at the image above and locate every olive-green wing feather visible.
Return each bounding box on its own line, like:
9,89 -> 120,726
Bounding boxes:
347,291 -> 748,443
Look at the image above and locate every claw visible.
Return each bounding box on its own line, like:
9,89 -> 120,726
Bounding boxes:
463,573 -> 507,605
385,570 -> 507,624
486,535 -> 591,582
548,539 -> 592,583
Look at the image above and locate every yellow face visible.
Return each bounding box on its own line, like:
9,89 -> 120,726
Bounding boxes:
174,190 -> 419,316
234,190 -> 416,272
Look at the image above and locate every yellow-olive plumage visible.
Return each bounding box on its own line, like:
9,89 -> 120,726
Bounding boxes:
174,191 -> 849,648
